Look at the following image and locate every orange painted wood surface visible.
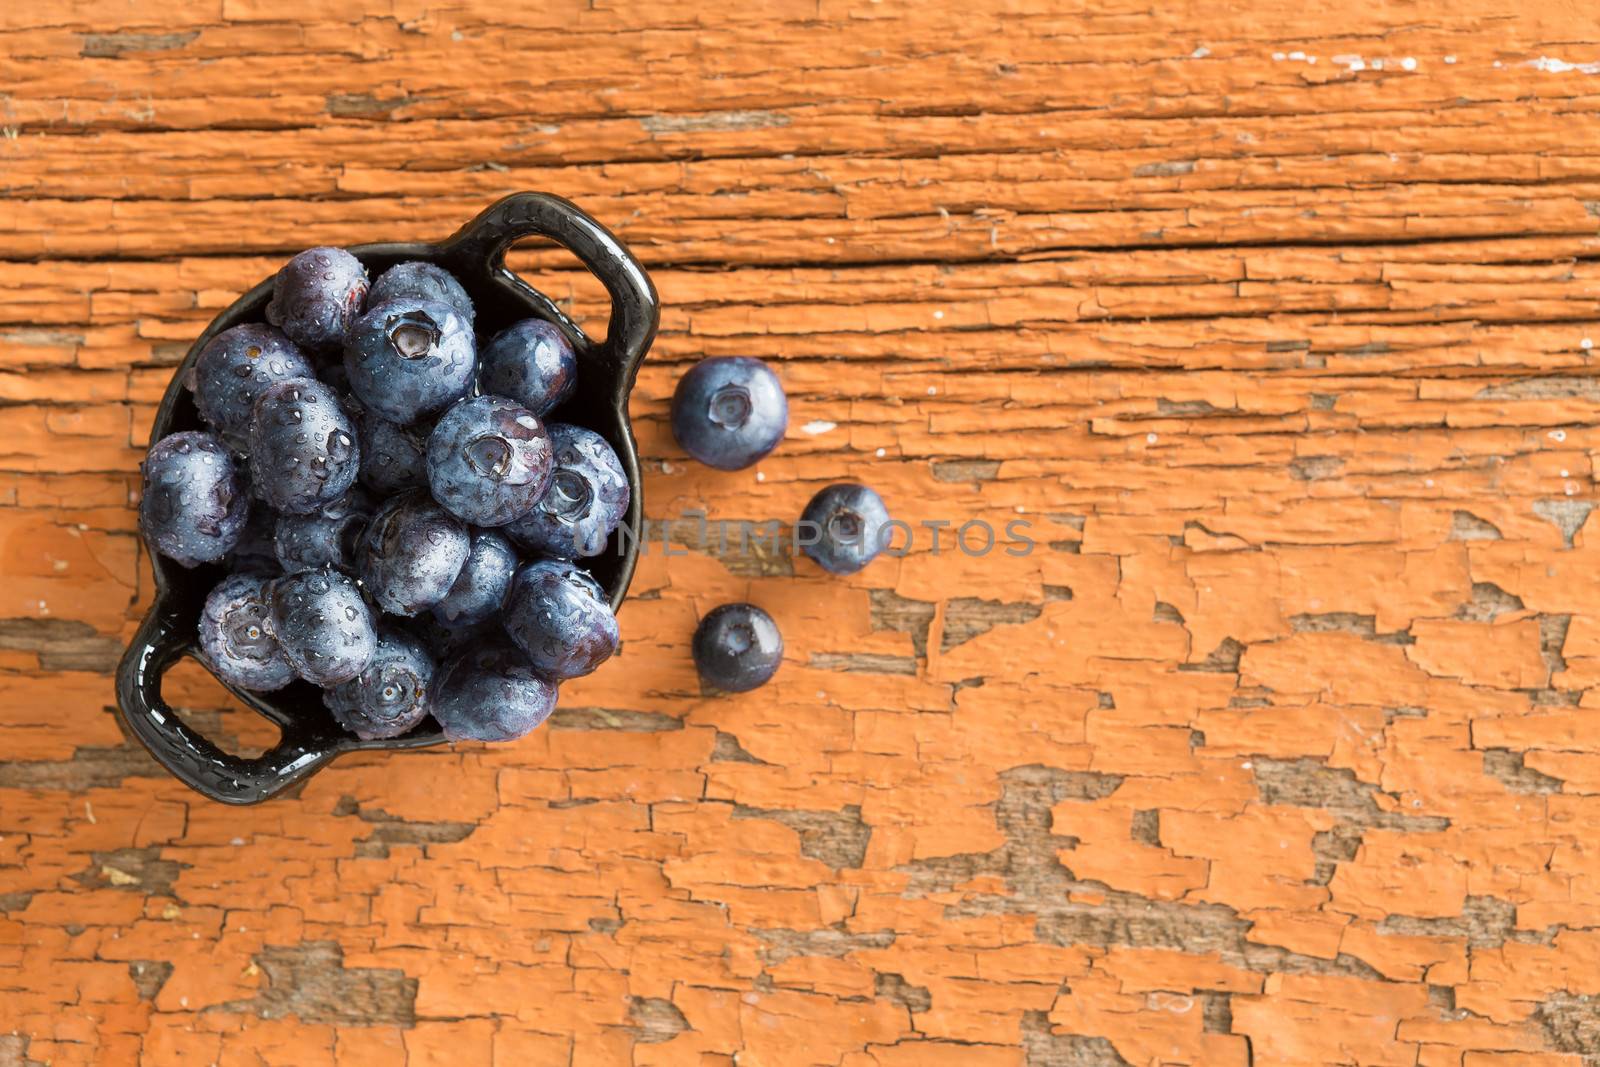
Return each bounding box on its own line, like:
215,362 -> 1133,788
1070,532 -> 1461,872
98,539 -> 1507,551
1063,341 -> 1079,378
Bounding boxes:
5,2 -> 1600,1064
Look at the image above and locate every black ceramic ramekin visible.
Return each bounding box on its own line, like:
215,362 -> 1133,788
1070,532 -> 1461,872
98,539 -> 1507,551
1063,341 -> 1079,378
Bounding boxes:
115,192 -> 658,805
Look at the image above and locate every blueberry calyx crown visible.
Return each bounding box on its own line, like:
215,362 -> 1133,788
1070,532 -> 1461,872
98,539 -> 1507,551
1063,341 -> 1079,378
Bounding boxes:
223,607 -> 274,663
465,434 -> 514,479
827,507 -> 863,544
723,622 -> 755,654
709,384 -> 753,430
385,311 -> 439,360
541,469 -> 592,521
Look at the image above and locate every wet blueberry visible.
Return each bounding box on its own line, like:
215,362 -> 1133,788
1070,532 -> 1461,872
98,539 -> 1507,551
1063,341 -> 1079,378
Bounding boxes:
344,298 -> 475,424
273,486 -> 372,572
354,489 -> 471,616
188,324 -> 315,450
692,603 -> 783,693
432,529 -> 518,627
247,377 -> 361,515
323,627 -> 435,741
197,573 -> 294,692
267,567 -> 378,686
426,395 -> 554,527
139,431 -> 248,567
504,423 -> 628,559
265,247 -> 369,354
478,318 -> 577,418
671,357 -> 787,470
430,639 -> 558,742
799,482 -> 891,575
368,261 -> 474,327
357,414 -> 429,496
501,559 -> 619,680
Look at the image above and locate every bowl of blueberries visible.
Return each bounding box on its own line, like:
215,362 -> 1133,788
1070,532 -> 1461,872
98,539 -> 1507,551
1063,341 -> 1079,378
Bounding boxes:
116,192 -> 659,804
118,191 -> 897,806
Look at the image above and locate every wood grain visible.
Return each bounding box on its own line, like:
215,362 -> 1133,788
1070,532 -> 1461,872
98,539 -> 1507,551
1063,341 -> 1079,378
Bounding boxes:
5,2 -> 1600,1064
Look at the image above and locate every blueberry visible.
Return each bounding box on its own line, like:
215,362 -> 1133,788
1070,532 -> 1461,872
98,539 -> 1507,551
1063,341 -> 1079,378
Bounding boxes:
265,247 -> 369,354
799,482 -> 891,575
247,377 -> 360,515
368,261 -> 474,327
344,298 -> 475,424
273,486 -> 372,572
671,357 -> 787,470
504,424 -> 628,559
478,318 -> 577,418
430,640 -> 558,742
139,431 -> 248,567
432,530 -> 518,627
501,559 -> 619,680
692,603 -> 783,693
187,324 -> 315,450
425,395 -> 553,527
323,627 -> 435,741
357,414 -> 429,496
197,573 -> 294,692
354,489 -> 470,616
267,567 -> 377,686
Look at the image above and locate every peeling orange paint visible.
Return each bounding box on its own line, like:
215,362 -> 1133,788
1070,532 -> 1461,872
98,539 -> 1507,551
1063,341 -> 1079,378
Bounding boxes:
4,2 -> 1600,1065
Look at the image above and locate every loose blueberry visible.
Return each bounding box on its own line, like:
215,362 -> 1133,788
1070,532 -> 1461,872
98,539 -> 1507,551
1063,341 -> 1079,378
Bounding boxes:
501,559 -> 619,680
354,489 -> 471,616
692,603 -> 783,693
799,482 -> 891,575
344,298 -> 475,424
323,627 -> 435,741
273,486 -> 372,572
357,414 -> 429,496
432,530 -> 518,627
197,573 -> 294,692
368,261 -> 474,327
478,318 -> 577,418
504,423 -> 628,559
247,377 -> 360,515
426,395 -> 553,527
139,431 -> 248,567
264,247 -> 369,354
671,357 -> 787,471
188,324 -> 315,450
430,640 -> 558,742
267,567 -> 377,686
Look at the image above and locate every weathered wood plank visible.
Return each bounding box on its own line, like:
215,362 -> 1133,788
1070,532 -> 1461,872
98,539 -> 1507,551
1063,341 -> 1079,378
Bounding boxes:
6,2 -> 1600,1065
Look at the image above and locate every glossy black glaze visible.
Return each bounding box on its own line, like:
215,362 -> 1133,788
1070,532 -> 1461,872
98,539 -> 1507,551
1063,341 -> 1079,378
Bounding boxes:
115,192 -> 659,805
